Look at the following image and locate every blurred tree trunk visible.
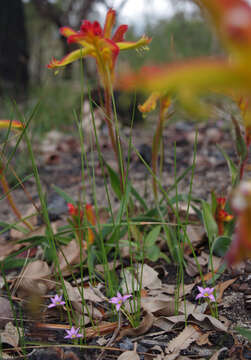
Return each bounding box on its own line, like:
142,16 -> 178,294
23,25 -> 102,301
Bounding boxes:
0,0 -> 29,98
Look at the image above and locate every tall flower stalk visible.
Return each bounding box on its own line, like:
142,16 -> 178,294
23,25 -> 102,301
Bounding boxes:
48,9 -> 151,190
138,92 -> 172,198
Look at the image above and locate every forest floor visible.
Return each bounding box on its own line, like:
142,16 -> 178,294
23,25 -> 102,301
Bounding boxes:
0,113 -> 251,360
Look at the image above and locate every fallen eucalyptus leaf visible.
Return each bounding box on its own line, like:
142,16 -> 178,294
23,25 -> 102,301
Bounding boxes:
57,239 -> 87,276
119,311 -> 154,339
0,322 -> 19,347
16,260 -> 54,297
166,325 -> 201,354
167,313 -> 228,332
117,350 -> 140,360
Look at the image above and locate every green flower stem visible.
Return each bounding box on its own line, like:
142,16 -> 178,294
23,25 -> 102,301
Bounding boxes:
104,85 -> 125,192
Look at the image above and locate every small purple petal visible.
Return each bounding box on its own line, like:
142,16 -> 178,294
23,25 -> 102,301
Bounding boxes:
48,303 -> 56,308
122,294 -> 132,302
197,286 -> 204,293
109,297 -> 119,304
64,326 -> 83,339
116,303 -> 121,311
195,293 -> 203,300
209,294 -> 216,302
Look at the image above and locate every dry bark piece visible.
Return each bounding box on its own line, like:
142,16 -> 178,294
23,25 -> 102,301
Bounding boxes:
0,297 -> 13,329
16,260 -> 54,298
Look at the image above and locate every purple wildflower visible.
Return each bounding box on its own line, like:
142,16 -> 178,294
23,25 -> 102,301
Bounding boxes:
109,292 -> 132,311
64,326 -> 83,339
48,294 -> 65,308
195,286 -> 216,302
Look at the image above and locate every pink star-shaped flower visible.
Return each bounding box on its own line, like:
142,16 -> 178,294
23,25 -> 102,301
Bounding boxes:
48,294 -> 65,308
109,292 -> 132,311
195,286 -> 216,302
64,326 -> 83,339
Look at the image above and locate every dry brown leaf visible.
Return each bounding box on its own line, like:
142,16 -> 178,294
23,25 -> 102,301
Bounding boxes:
184,252 -> 208,277
185,225 -> 205,248
215,278 -> 237,303
163,353 -> 179,360
0,322 -> 19,347
141,264 -> 162,289
148,345 -> 164,360
96,260 -> 120,273
119,311 -> 154,339
141,298 -> 177,316
10,213 -> 57,242
0,241 -> 24,261
16,260 -> 54,298
196,332 -> 212,346
121,268 -> 140,293
64,281 -> 102,321
165,325 -> 201,354
121,264 -> 162,293
209,347 -> 228,360
64,281 -> 104,303
153,317 -> 173,331
167,313 -> 228,332
10,206 -> 38,240
85,321 -> 118,339
117,351 -> 140,360
0,297 -> 13,329
160,283 -> 194,297
57,239 -> 87,276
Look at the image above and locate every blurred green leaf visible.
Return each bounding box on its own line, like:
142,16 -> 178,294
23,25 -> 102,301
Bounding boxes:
212,236 -> 231,256
235,327 -> 251,342
144,225 -> 161,247
202,201 -> 218,242
146,245 -> 161,262
106,162 -> 123,200
217,145 -> 238,186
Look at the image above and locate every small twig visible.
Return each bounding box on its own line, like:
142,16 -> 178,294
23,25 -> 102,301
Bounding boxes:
96,311 -> 121,360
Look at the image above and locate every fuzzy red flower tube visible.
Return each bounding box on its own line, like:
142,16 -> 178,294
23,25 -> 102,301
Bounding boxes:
225,181 -> 251,265
117,0 -> 251,127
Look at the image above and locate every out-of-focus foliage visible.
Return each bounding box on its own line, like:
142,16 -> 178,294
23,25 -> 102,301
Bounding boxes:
1,1 -> 220,135
119,11 -> 219,70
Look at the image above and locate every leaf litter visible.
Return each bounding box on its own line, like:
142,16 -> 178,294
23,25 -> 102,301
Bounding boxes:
1,124 -> 251,359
